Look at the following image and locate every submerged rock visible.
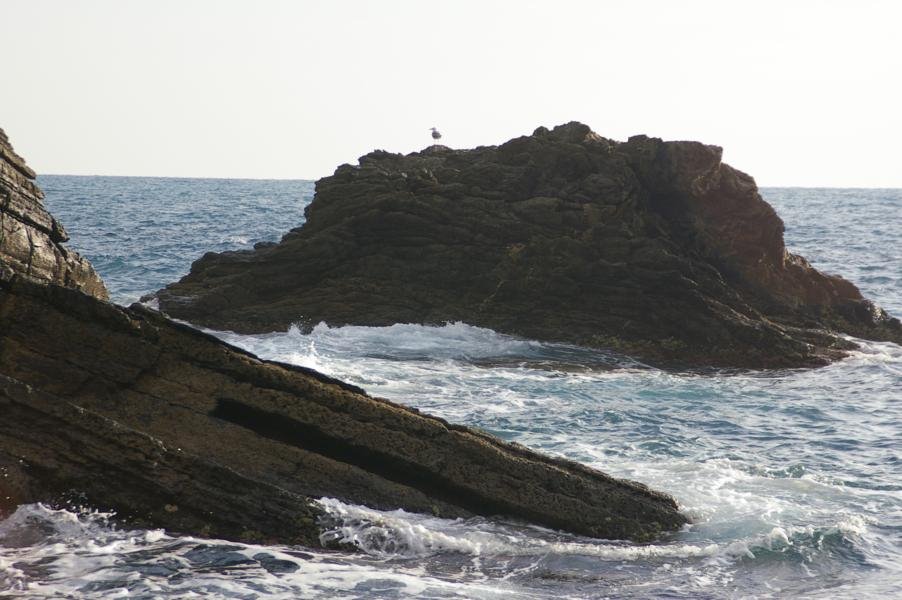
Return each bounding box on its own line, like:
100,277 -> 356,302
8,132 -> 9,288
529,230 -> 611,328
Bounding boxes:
0,127 -> 687,543
156,123 -> 901,368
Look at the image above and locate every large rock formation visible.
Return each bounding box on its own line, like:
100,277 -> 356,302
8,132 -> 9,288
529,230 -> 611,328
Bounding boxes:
0,127 -> 687,543
156,123 -> 901,368
0,128 -> 107,299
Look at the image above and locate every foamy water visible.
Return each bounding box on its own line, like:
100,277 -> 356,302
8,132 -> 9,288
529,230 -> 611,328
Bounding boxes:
3,178 -> 897,598
209,321 -> 902,598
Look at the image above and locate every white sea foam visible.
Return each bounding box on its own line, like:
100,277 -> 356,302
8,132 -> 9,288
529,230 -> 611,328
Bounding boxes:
840,337 -> 902,375
315,497 -> 870,568
2,498 -> 875,599
224,234 -> 251,245
215,321 -> 547,364
0,504 -> 535,599
139,295 -> 160,310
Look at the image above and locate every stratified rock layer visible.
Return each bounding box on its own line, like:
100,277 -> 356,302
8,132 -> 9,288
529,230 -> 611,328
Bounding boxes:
0,275 -> 685,542
157,123 -> 902,368
0,373 -> 322,545
0,128 -> 107,299
0,125 -> 687,543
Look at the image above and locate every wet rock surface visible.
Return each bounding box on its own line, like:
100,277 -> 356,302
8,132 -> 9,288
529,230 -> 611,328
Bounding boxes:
157,122 -> 901,368
0,275 -> 686,542
0,127 -> 687,543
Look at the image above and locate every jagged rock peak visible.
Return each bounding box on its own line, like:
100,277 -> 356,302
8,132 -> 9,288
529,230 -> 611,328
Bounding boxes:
0,127 -> 108,299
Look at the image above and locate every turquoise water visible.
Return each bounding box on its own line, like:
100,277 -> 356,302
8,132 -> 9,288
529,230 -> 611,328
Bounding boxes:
0,177 -> 898,599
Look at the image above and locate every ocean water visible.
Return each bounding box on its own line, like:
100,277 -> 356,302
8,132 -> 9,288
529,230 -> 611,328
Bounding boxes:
1,176 -> 899,599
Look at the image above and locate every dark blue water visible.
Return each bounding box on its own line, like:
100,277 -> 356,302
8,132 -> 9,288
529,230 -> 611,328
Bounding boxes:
37,175 -> 315,305
0,178 -> 898,599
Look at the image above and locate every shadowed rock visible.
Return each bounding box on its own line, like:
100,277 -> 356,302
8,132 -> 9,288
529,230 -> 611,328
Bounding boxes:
0,373 -> 322,545
0,127 -> 687,543
156,123 -> 901,368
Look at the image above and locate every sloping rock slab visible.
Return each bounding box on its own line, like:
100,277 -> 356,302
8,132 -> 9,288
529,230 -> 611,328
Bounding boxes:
0,274 -> 687,542
0,374 -> 322,545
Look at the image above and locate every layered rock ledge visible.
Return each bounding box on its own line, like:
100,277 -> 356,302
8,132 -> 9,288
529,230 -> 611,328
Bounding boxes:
157,123 -> 901,368
0,128 -> 107,299
0,276 -> 686,542
0,127 -> 687,543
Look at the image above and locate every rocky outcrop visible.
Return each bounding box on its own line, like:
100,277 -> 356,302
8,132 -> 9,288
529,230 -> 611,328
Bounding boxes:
0,126 -> 687,543
0,275 -> 685,542
156,122 -> 901,368
0,128 -> 107,300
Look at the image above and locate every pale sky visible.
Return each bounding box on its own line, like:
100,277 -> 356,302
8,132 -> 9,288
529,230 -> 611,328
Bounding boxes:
2,0 -> 900,186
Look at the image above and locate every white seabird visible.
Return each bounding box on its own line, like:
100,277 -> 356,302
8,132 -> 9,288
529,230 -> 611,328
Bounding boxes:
430,127 -> 442,142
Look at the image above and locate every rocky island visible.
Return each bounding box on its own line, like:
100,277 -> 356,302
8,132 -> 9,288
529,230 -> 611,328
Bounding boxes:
157,122 -> 901,368
0,126 -> 687,544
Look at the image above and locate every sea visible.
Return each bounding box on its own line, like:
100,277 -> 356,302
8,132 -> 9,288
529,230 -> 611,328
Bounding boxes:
1,176 -> 899,599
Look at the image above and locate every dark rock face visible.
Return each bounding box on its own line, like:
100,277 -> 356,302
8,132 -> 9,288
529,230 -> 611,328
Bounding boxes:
157,122 -> 901,368
0,373 -> 322,545
0,126 -> 687,543
0,276 -> 686,542
0,128 -> 107,300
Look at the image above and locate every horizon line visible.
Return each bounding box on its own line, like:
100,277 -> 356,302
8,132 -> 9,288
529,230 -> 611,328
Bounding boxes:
36,172 -> 902,190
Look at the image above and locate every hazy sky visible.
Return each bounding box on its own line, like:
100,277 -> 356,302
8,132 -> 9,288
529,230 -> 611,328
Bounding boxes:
2,0 -> 900,186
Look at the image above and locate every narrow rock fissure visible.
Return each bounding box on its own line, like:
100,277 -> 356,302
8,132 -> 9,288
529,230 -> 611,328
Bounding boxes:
210,398 -> 537,521
24,227 -> 36,276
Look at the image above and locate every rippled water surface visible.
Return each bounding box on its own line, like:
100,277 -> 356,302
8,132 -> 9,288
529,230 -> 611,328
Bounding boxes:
39,175 -> 315,306
4,179 -> 898,599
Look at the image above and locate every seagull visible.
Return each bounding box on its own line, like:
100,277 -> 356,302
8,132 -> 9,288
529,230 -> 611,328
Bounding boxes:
429,127 -> 442,142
